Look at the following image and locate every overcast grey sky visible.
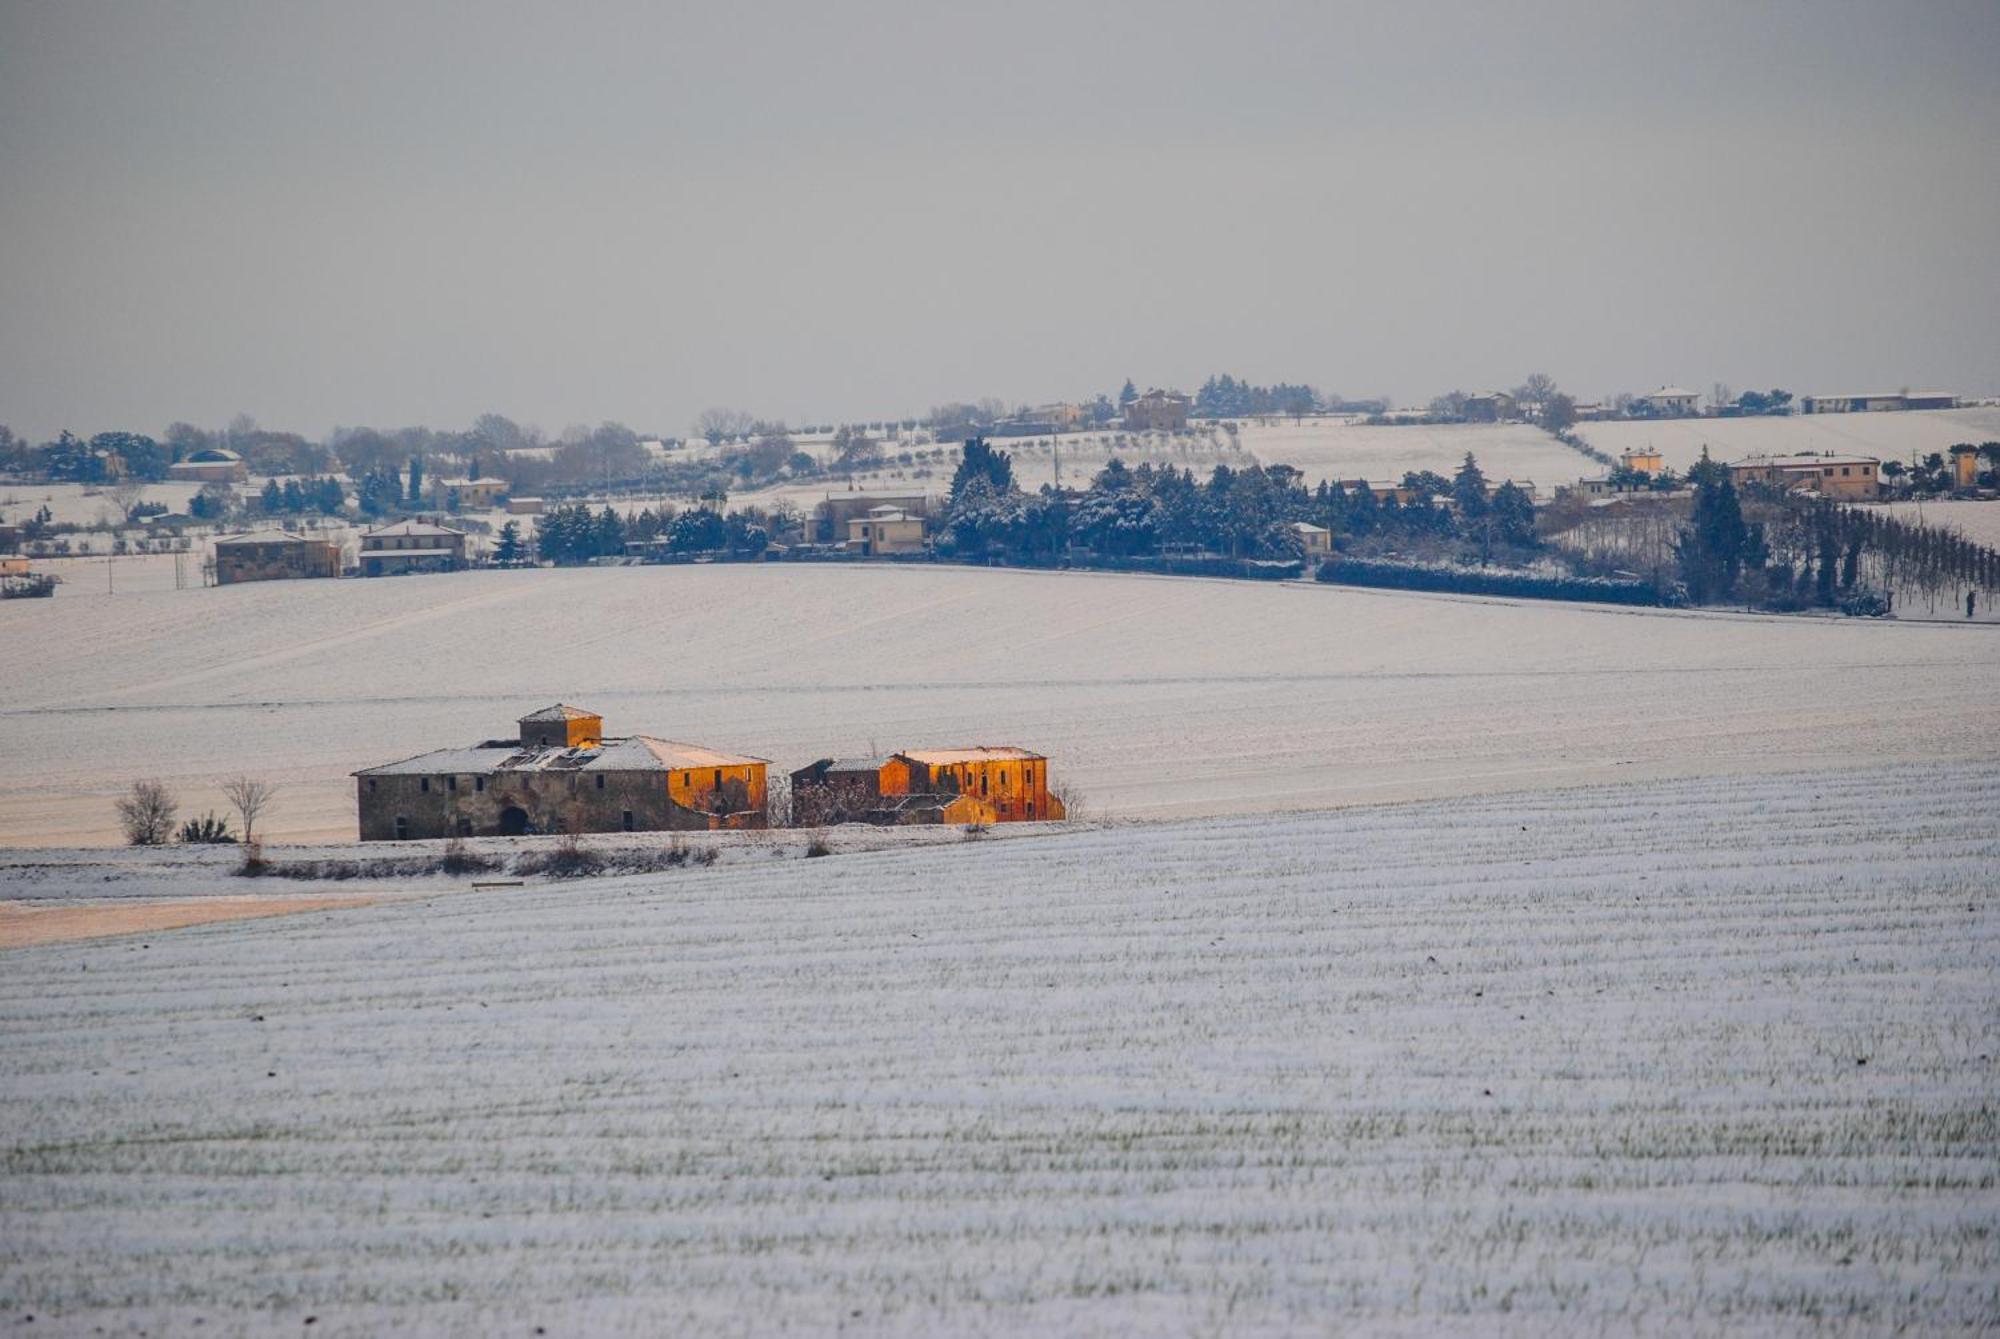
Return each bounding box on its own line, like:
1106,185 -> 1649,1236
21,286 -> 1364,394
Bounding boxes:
2,1 -> 1996,440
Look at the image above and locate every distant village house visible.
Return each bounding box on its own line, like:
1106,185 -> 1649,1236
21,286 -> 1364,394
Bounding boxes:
848,505 -> 925,556
1802,391 -> 1958,414
168,447 -> 249,483
354,705 -> 769,840
1124,389 -> 1191,432
1640,387 -> 1701,417
359,519 -> 469,576
1729,454 -> 1881,500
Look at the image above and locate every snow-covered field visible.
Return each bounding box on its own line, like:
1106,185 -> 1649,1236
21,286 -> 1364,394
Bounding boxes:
1576,407 -> 2000,475
1235,418 -> 1590,491
2,761 -> 1994,1335
4,564 -> 1995,845
1881,498 -> 2000,550
0,480 -> 206,529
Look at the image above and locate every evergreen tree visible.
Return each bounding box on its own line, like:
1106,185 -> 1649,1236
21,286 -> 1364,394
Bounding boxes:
1674,451 -> 1748,603
1452,453 -> 1489,522
949,437 -> 1014,503
494,520 -> 523,564
406,455 -> 424,504
1118,378 -> 1137,408
260,478 -> 283,513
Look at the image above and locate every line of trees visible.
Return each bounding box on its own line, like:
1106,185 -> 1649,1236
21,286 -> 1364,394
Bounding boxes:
531,502 -> 775,565
935,440 -> 1539,567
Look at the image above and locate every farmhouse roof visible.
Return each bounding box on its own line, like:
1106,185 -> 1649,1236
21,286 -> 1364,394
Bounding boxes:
215,529 -> 311,546
186,447 -> 242,462
899,747 -> 1046,765
362,520 -> 467,539
1647,386 -> 1699,398
519,704 -> 600,722
1732,453 -> 1881,469
353,734 -> 766,778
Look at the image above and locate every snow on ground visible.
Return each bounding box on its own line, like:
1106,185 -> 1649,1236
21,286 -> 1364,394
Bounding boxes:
0,481 -> 206,528
1881,498 -> 2000,549
1235,418 -> 1591,491
1576,407 -> 2000,475
3,564 -> 1995,845
1,761 -> 1993,1335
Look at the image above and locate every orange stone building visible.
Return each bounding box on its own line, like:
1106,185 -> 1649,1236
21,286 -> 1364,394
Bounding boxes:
791,746 -> 1064,825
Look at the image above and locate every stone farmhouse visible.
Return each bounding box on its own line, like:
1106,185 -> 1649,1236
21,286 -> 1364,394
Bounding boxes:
213,530 -> 341,585
791,747 -> 1064,826
354,705 -> 768,840
359,519 -> 468,576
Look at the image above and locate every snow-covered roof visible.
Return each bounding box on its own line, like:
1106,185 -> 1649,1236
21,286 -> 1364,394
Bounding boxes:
899,747 -> 1046,765
1290,522 -> 1330,535
215,529 -> 312,546
185,447 -> 242,462
519,704 -> 600,722
362,520 -> 467,539
1733,454 -> 1880,468
354,734 -> 766,777
1646,387 -> 1699,399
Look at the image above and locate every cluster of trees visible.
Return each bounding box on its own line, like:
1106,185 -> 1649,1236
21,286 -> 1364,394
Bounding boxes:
258,476 -> 346,515
1673,453 -> 2000,610
116,777 -> 274,847
1192,376 -> 1322,420
935,440 -> 1539,567
530,502 -> 774,565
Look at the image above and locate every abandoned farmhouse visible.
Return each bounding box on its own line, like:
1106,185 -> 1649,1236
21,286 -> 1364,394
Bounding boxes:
354,706 -> 769,840
353,707 -> 1064,840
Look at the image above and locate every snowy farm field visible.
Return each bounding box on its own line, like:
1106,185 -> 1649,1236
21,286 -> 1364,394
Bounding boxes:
1,762 -> 1994,1335
1235,417 -> 1589,490
1576,406 -> 2000,475
4,563 -> 1998,845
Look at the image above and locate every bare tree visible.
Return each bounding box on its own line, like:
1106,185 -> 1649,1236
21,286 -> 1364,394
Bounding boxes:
117,780 -> 179,845
221,777 -> 277,844
694,407 -> 755,445
109,482 -> 149,524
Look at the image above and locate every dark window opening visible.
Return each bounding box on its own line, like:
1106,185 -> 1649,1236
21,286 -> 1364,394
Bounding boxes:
714,769 -> 723,789
596,774 -> 605,789
420,777 -> 430,793
475,776 -> 484,792
447,776 -> 457,791
622,810 -> 634,831
368,778 -> 377,791
394,816 -> 409,839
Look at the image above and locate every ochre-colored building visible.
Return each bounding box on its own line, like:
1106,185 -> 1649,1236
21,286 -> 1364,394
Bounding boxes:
847,506 -> 925,555
1124,389 -> 1191,432
1619,447 -> 1665,477
213,529 -> 341,585
791,746 -> 1063,826
1951,444 -> 1981,489
354,705 -> 768,840
1729,454 -> 1881,500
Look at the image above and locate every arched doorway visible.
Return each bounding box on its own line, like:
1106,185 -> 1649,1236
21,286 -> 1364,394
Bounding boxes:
498,806 -> 529,836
